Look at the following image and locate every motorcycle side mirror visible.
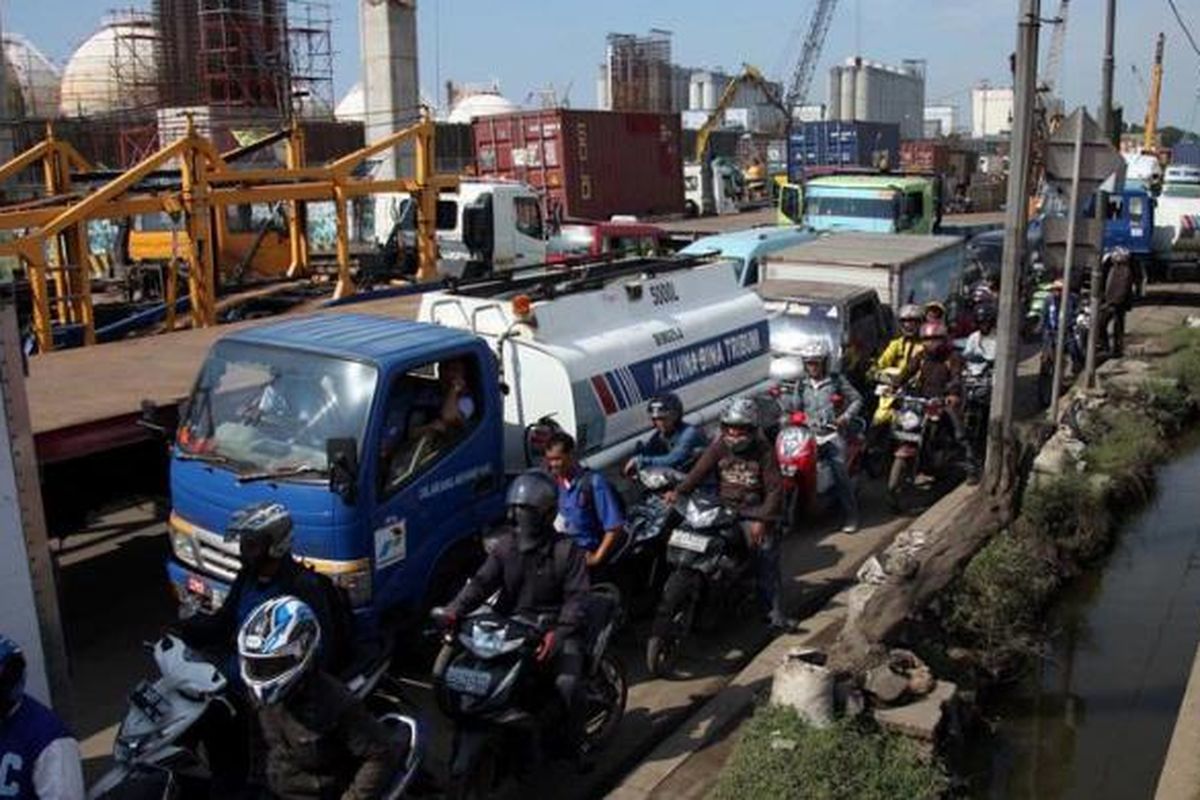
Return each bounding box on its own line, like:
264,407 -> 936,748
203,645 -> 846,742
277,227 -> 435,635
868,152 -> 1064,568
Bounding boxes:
327,437 -> 359,505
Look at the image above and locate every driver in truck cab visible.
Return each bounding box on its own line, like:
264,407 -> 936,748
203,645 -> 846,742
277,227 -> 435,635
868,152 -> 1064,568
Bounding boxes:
545,432 -> 626,569
623,393 -> 708,476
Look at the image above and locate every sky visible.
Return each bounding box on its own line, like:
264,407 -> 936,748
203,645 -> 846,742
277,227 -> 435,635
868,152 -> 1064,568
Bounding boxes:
3,0 -> 1198,131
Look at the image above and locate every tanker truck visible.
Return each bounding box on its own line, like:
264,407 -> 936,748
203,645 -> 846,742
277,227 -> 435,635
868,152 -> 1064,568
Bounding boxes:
163,254 -> 771,632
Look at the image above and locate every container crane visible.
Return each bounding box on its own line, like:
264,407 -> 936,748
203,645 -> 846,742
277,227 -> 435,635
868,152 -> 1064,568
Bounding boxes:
1144,32 -> 1166,153
783,0 -> 840,115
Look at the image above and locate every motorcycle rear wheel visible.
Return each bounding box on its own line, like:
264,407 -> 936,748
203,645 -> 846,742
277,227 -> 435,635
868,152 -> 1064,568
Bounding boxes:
584,654 -> 627,750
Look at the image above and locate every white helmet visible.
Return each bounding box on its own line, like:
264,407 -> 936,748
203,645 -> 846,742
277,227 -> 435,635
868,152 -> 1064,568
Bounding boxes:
799,340 -> 830,363
720,396 -> 759,429
238,596 -> 321,705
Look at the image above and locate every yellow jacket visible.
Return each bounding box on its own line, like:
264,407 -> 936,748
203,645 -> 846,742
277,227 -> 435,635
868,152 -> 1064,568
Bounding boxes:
871,336 -> 924,380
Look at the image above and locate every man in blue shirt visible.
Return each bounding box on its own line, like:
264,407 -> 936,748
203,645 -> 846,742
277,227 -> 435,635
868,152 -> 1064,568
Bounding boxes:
623,393 -> 708,477
544,432 -> 625,568
0,635 -> 84,800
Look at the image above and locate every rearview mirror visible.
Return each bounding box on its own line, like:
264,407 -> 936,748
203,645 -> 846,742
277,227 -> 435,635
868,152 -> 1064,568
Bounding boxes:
327,437 -> 359,504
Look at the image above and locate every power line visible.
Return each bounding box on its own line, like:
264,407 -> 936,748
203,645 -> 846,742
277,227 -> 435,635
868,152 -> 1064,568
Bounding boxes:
1166,0 -> 1200,60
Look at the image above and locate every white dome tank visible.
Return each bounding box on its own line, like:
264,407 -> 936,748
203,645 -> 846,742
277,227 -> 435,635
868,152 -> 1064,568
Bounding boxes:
59,16 -> 159,117
446,92 -> 520,124
3,34 -> 61,118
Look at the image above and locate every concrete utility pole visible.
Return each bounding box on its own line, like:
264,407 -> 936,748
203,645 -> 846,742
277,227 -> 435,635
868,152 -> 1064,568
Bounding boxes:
1050,111 -> 1085,421
1099,0 -> 1116,141
986,0 -> 1041,491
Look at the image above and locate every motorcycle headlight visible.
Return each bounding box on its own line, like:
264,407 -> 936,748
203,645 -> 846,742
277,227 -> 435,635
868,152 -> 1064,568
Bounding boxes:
899,411 -> 922,431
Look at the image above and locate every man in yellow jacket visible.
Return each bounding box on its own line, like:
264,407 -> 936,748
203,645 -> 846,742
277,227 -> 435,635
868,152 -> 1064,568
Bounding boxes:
869,303 -> 925,428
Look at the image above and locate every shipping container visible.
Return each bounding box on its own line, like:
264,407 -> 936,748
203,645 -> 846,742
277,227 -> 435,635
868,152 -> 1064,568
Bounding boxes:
473,109 -> 684,220
1171,141 -> 1200,168
737,134 -> 788,174
787,120 -> 900,181
900,140 -> 977,197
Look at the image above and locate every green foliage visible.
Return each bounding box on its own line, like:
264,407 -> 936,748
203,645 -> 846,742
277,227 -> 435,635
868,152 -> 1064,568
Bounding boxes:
1165,328 -> 1200,400
709,706 -> 948,800
943,530 -> 1058,662
1019,472 -> 1111,561
1085,413 -> 1165,477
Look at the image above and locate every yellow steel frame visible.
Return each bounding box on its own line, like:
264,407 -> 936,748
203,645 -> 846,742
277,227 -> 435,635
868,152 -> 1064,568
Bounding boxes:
0,113 -> 457,353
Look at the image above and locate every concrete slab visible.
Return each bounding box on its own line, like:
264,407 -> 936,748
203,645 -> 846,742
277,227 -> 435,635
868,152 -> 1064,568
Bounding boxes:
1155,640 -> 1200,800
873,680 -> 958,742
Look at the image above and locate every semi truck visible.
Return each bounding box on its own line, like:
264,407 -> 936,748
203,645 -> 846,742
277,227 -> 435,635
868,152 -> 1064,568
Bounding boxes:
761,232 -> 967,313
164,256 -> 772,632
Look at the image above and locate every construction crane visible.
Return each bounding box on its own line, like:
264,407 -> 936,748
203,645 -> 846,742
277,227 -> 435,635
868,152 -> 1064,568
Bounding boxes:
1144,32 -> 1166,153
783,0 -> 840,115
693,65 -> 789,164
1040,0 -> 1070,97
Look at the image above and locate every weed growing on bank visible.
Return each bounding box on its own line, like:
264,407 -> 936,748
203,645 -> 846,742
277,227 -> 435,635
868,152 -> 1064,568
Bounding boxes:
709,705 -> 949,800
1165,328 -> 1200,398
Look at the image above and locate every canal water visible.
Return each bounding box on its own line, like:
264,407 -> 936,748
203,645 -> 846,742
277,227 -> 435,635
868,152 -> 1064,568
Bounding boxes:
974,446 -> 1200,799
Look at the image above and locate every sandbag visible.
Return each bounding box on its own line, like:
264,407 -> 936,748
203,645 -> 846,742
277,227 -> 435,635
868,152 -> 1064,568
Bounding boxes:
770,647 -> 835,728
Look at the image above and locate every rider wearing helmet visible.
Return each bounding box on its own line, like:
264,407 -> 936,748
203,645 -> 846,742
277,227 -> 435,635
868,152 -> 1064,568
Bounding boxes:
442,471 -> 591,755
964,301 -> 998,364
668,397 -> 789,628
902,321 -> 980,483
624,393 -> 709,476
788,340 -> 864,532
870,304 -> 926,427
240,597 -> 404,800
0,635 -> 84,800
177,502 -> 350,677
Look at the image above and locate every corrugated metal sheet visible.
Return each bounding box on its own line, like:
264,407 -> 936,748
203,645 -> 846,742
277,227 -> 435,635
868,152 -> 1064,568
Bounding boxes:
788,121 -> 900,180
1171,141 -> 1200,167
473,109 -> 683,220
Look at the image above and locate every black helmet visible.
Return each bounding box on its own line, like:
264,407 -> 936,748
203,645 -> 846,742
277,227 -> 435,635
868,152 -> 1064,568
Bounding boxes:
507,470 -> 559,552
974,302 -> 997,325
647,393 -> 683,423
228,502 -> 293,565
0,636 -> 26,717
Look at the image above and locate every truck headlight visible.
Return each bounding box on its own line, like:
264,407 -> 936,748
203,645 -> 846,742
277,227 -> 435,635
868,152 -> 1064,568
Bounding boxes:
328,567 -> 372,607
169,523 -> 199,567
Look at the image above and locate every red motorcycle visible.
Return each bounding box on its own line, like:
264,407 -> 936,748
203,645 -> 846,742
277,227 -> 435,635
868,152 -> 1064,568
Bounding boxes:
774,404 -> 864,531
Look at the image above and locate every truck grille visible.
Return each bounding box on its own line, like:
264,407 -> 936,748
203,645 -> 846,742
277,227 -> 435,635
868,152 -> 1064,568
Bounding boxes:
192,525 -> 241,583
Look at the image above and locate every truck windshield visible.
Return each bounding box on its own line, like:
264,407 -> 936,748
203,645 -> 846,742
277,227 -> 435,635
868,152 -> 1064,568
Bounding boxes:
765,300 -> 842,358
805,192 -> 897,221
178,340 -> 378,476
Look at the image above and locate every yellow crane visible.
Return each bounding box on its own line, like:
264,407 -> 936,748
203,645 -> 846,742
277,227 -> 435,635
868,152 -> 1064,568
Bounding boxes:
1143,32 -> 1166,153
693,64 -> 788,165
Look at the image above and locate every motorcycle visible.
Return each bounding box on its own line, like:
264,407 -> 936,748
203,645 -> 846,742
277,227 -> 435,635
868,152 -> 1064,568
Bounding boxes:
592,466 -> 684,624
645,495 -> 755,678
961,354 -> 994,450
775,411 -> 864,530
885,393 -> 957,512
89,635 -> 421,800
430,601 -> 626,800
1037,292 -> 1090,407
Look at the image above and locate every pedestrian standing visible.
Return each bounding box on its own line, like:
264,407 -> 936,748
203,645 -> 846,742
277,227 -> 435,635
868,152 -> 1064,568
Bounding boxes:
1101,247 -> 1134,357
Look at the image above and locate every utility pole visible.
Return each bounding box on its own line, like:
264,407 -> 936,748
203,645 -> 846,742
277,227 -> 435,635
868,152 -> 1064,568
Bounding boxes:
986,0 -> 1041,491
1099,0 -> 1116,141
1050,111 -> 1085,421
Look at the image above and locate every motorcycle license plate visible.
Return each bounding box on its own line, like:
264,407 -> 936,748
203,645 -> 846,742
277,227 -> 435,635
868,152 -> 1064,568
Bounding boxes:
445,665 -> 491,697
893,432 -> 922,443
186,575 -> 208,598
669,530 -> 709,553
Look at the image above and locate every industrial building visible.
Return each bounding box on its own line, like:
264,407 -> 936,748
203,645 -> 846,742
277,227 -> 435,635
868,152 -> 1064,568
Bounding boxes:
826,57 -> 926,140
924,104 -> 957,137
971,84 -> 1014,138
595,30 -> 786,135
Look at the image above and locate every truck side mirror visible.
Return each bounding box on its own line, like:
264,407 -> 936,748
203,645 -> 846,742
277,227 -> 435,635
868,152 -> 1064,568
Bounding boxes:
327,437 -> 359,504
462,194 -> 494,259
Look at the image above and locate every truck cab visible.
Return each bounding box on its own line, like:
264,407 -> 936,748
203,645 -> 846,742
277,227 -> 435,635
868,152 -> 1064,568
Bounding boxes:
377,180 -> 550,279
684,160 -> 743,217
1102,186 -> 1155,259
678,226 -> 815,287
167,315 -> 506,633
777,174 -> 941,234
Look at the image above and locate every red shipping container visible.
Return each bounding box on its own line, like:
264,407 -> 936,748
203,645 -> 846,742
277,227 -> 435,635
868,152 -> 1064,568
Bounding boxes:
472,109 -> 683,220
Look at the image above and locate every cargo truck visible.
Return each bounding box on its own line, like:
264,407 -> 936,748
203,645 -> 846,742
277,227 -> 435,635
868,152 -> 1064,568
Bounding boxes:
777,173 -> 942,234
164,256 -> 771,632
761,232 -> 966,313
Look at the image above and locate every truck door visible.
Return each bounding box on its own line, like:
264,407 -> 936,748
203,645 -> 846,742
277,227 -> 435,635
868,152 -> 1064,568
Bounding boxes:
366,351 -> 503,614
511,194 -> 546,269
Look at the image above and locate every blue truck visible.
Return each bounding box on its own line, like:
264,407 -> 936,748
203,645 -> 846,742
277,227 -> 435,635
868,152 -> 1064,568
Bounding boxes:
165,257 -> 773,632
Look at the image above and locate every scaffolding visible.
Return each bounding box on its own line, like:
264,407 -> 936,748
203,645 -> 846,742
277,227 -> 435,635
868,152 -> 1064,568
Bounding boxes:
197,0 -> 289,115
605,30 -> 673,113
287,0 -> 334,120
